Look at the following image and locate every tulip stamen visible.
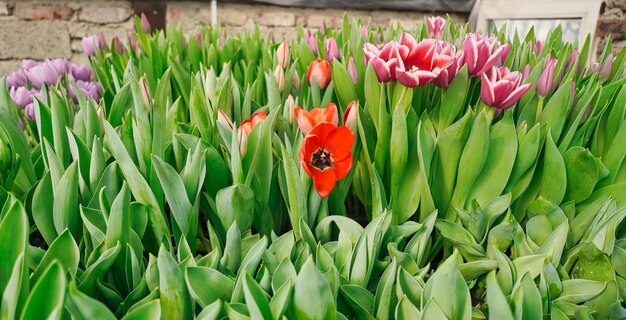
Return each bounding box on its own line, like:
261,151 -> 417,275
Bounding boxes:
311,148 -> 333,171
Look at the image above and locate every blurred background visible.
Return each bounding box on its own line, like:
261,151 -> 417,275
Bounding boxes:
0,0 -> 622,75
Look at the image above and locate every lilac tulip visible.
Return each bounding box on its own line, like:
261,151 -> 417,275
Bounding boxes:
565,49 -> 579,75
50,58 -> 70,75
21,59 -> 38,71
97,32 -> 109,51
82,36 -> 98,56
480,66 -> 531,110
433,42 -> 464,88
25,63 -> 59,88
129,32 -> 139,51
427,16 -> 445,39
599,53 -> 614,82
363,41 -> 406,82
6,70 -> 27,88
113,36 -> 127,54
10,86 -> 34,108
141,12 -> 151,33
536,57 -> 557,97
324,38 -> 340,62
347,56 -> 358,84
24,103 -> 35,121
71,64 -> 92,81
462,33 -> 510,76
18,118 -> 24,130
305,30 -> 318,56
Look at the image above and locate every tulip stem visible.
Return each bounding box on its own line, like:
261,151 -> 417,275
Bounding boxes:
536,97 -> 544,123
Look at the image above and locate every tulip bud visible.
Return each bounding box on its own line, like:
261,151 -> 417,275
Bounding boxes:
219,30 -> 226,47
306,59 -> 331,89
97,32 -> 108,51
195,32 -> 202,46
10,86 -> 34,109
599,53 -> 614,82
113,36 -> 127,54
521,64 -> 531,82
343,101 -> 358,130
141,12 -> 151,33
6,70 -> 27,88
565,49 -> 579,75
361,25 -> 368,38
536,58 -> 557,97
274,65 -> 285,93
285,95 -> 296,123
427,16 -> 445,39
129,32 -> 139,51
535,40 -> 543,54
238,128 -> 248,157
324,38 -> 340,62
305,30 -> 318,56
217,109 -> 234,129
0,139 -> 11,171
139,76 -> 151,112
24,103 -> 35,121
21,59 -> 38,71
277,40 -> 290,69
347,57 -> 358,84
292,71 -> 301,91
97,106 -> 105,129
81,36 -> 98,56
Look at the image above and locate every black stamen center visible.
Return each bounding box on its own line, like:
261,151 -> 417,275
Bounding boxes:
311,148 -> 333,171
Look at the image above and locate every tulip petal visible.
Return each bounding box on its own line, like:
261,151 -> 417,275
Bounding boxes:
325,126 -> 355,162
333,154 -> 353,181
311,168 -> 336,198
501,83 -> 531,109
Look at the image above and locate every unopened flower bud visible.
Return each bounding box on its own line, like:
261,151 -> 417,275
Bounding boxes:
343,100 -> 358,130
292,71 -> 301,91
274,65 -> 285,93
141,13 -> 151,33
238,128 -> 248,157
139,76 -> 151,112
286,95 -> 296,123
217,109 -> 233,129
277,40 -> 290,69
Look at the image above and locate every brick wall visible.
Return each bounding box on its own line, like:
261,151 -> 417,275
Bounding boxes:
0,0 -> 622,76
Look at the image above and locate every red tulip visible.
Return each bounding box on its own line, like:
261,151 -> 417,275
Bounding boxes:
306,59 -> 331,89
299,123 -> 355,197
462,33 -> 510,76
427,16 -> 446,39
363,41 -> 406,82
240,110 -> 267,135
294,102 -> 338,135
395,34 -> 454,88
433,42 -> 464,88
480,66 -> 531,110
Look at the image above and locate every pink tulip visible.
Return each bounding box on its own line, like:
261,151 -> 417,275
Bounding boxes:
129,32 -> 139,51
480,66 -> 531,110
433,42 -> 464,88
10,86 -> 34,108
194,32 -> 202,46
24,103 -> 35,121
325,38 -> 340,62
305,30 -> 318,56
6,70 -> 27,88
521,64 -> 531,83
599,53 -> 614,82
25,63 -> 60,88
71,64 -> 92,82
21,59 -> 38,71
462,33 -> 510,76
113,36 -> 127,54
427,16 -> 446,39
277,40 -> 290,69
82,36 -> 98,56
535,40 -> 543,54
536,57 -> 557,97
395,34 -> 454,88
97,32 -> 109,51
363,41 -> 406,82
141,12 -> 151,33
361,25 -> 369,38
347,56 -> 358,84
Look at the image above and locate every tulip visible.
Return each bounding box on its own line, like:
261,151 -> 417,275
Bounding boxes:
21,59 -> 38,71
347,56 -> 358,84
462,33 -> 510,76
306,59 -> 331,89
129,32 -> 139,51
141,12 -> 151,33
82,36 -> 98,56
18,118 -> 24,130
194,32 -> 202,46
598,53 -> 614,82
536,57 -> 557,97
395,34 -> 454,88
565,49 -> 579,75
71,64 -> 93,81
480,66 -> 531,110
274,65 -> 285,93
299,123 -> 355,198
363,41 -> 406,82
292,71 -> 301,91
113,36 -> 127,54
26,63 -> 59,88
97,32 -> 109,51
325,38 -> 340,62
433,43 -> 464,88
10,86 -> 34,108
238,127 -> 249,156
217,109 -> 234,129
305,30 -> 318,56
521,64 -> 531,82
361,25 -> 368,38
427,16 -> 446,39
70,81 -> 100,103
24,103 -> 35,121
294,102 -> 338,134
240,110 -> 267,135
50,58 -> 70,75
286,95 -> 296,123
219,30 -> 226,47
343,101 -> 358,130
535,40 -> 543,54
6,70 -> 27,88
139,76 -> 151,111
277,40 -> 290,69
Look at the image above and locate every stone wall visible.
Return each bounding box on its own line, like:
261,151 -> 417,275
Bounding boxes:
0,0 -> 622,76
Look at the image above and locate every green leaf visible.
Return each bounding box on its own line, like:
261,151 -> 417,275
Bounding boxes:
540,133 -> 567,204
511,272 -> 542,320
52,162 -> 79,237
216,184 -> 255,232
30,229 -> 79,285
158,245 -> 192,320
293,257 -> 336,320
243,273 -> 273,320
422,250 -> 472,320
0,195 -> 28,297
564,147 -> 599,202
65,282 -> 116,320
20,262 -> 66,320
486,271 -> 514,319
540,80 -> 572,141
122,300 -> 161,320
186,266 -> 235,307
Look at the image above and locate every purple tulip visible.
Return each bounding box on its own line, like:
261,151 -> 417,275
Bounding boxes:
536,57 -> 557,97
480,66 -> 531,110
599,53 -> 614,82
18,118 -> 24,130
324,38 -> 340,62
71,80 -> 101,103
10,86 -> 34,108
97,32 -> 109,51
462,33 -> 510,77
347,56 -> 358,84
82,36 -> 98,56
141,12 -> 151,33
24,103 -> 35,121
363,41 -> 406,82
50,58 -> 70,75
6,70 -> 27,88
25,63 -> 59,88
21,59 -> 38,71
565,49 -> 579,75
427,16 -> 446,39
521,64 -> 531,82
71,64 -> 92,82
129,32 -> 139,51
433,42 -> 464,88
305,30 -> 318,56
113,36 -> 127,54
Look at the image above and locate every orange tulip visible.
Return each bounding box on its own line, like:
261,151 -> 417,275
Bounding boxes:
299,123 -> 355,197
294,102 -> 338,135
306,59 -> 331,89
240,110 -> 267,135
